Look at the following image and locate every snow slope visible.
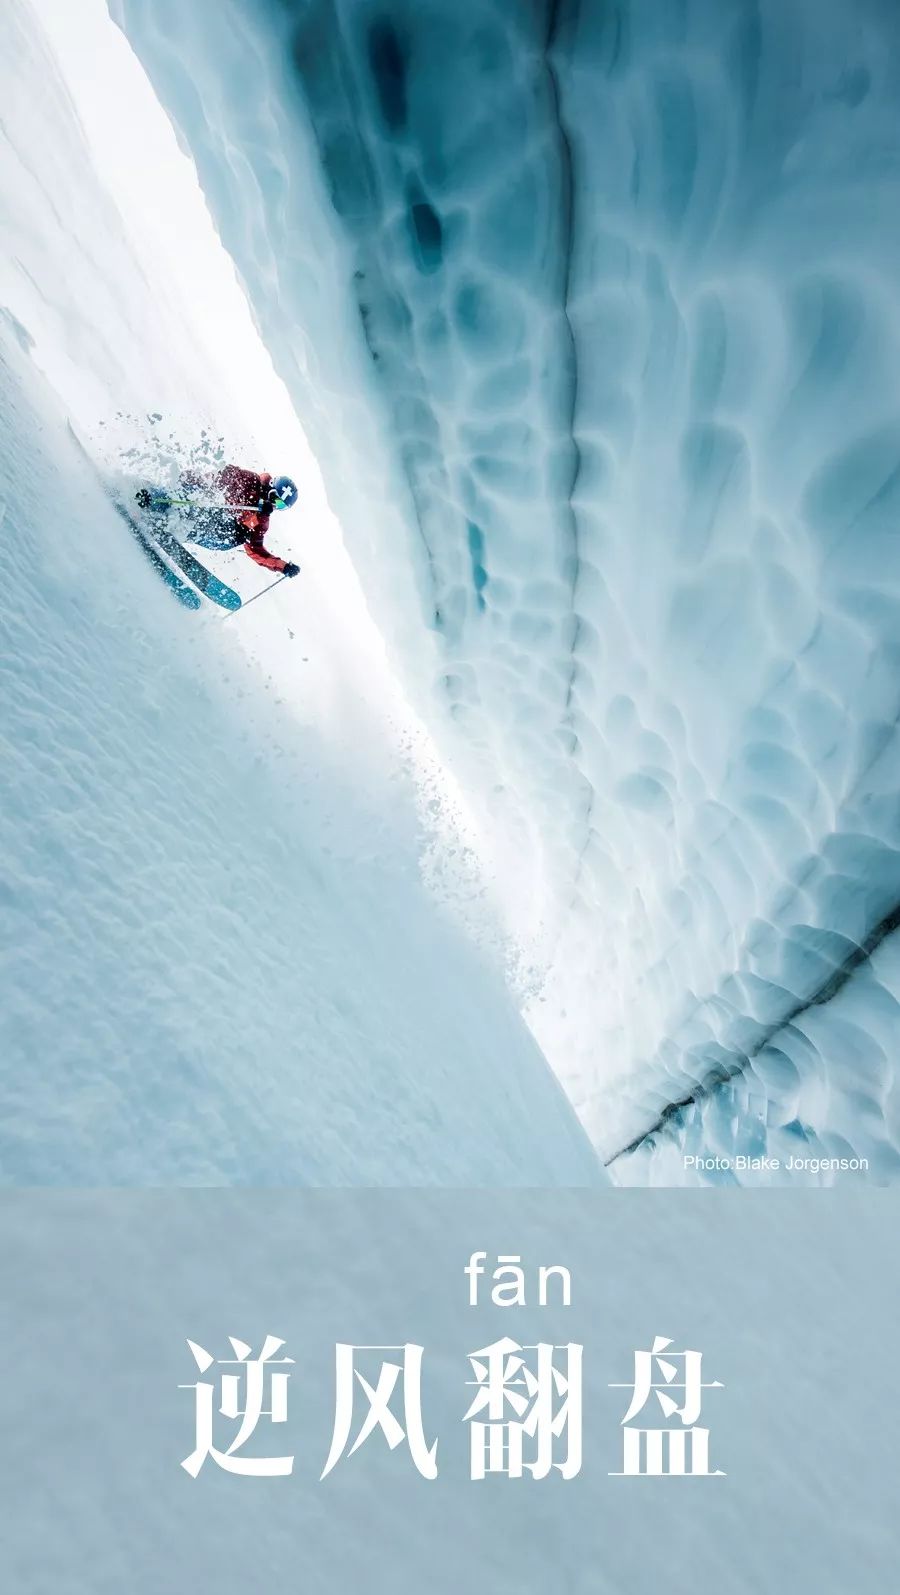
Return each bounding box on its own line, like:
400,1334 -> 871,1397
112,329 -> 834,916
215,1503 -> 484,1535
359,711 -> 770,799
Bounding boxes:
111,0 -> 900,1182
0,0 -> 602,1187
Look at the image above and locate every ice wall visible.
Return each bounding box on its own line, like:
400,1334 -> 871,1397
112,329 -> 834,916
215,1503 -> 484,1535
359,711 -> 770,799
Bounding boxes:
112,0 -> 900,1181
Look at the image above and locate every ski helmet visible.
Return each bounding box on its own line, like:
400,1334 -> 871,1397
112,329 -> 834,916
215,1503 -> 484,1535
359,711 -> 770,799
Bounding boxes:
269,476 -> 298,510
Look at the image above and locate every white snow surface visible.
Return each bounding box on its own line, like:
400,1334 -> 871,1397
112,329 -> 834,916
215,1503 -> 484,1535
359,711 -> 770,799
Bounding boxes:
108,0 -> 900,1182
0,0 -> 603,1186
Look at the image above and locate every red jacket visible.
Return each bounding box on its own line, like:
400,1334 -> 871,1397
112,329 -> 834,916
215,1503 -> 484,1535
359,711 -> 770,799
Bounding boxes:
216,465 -> 288,571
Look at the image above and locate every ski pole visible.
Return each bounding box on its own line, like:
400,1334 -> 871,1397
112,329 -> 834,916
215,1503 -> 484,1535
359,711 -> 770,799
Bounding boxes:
143,493 -> 268,513
227,572 -> 291,615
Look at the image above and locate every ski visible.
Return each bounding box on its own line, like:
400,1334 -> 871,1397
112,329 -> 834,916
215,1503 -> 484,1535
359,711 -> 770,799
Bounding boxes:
66,424 -> 202,610
111,501 -> 202,610
147,523 -> 242,611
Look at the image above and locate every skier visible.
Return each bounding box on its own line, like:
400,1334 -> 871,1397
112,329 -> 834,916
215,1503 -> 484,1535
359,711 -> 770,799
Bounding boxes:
136,465 -> 301,576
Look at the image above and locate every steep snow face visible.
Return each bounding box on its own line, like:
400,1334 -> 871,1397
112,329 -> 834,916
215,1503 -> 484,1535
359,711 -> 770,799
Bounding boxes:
112,0 -> 900,1180
0,0 -> 603,1187
0,335 -> 601,1185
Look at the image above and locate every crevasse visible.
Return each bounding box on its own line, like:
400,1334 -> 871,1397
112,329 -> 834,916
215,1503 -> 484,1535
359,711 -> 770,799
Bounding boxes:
112,0 -> 900,1182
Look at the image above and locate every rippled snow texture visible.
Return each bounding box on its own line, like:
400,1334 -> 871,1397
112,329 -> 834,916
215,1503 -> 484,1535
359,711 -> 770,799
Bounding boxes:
113,0 -> 900,1181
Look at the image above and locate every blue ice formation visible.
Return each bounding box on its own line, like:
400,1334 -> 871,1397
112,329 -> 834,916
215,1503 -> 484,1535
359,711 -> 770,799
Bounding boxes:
112,0 -> 900,1182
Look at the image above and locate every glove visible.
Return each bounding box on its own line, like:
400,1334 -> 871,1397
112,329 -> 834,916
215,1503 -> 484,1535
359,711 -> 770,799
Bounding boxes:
282,562 -> 300,578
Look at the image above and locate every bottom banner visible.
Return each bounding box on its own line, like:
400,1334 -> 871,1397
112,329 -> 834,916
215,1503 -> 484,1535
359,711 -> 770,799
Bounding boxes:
0,1192 -> 896,1592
